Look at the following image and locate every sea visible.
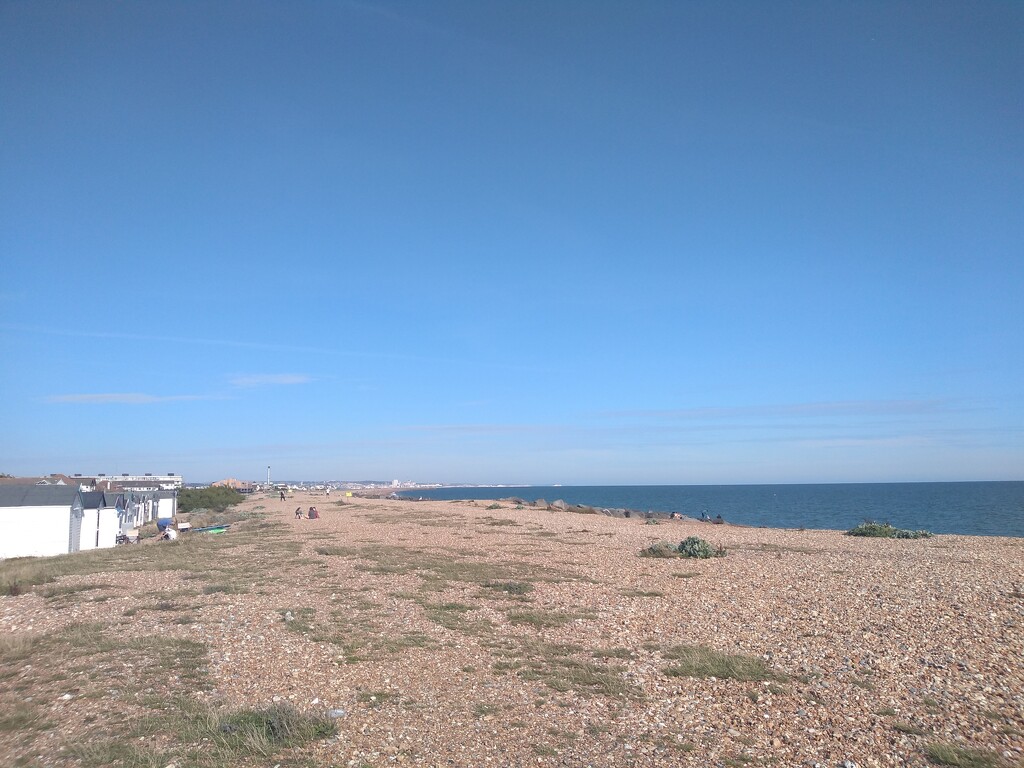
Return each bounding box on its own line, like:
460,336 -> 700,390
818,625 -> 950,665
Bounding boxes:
400,482 -> 1024,538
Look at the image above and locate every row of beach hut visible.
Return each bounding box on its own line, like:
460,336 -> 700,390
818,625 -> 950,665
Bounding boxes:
0,484 -> 177,560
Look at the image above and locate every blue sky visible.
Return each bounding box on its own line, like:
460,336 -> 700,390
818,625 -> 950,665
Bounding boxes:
1,1 -> 1021,485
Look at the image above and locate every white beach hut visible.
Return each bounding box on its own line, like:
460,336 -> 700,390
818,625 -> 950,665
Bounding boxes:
79,491 -> 125,550
0,485 -> 85,559
79,491 -> 103,551
154,490 -> 177,522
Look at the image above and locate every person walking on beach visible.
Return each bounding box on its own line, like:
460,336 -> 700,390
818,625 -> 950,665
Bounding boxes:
280,490 -> 286,501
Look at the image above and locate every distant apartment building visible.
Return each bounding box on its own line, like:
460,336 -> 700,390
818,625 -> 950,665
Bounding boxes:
77,473 -> 183,491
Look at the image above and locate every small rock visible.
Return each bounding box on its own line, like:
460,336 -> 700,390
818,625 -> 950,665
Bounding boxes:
328,708 -> 347,719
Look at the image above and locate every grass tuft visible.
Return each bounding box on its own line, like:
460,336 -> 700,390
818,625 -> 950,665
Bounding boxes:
506,609 -> 578,628
924,742 -> 1001,767
357,691 -> 397,708
662,645 -> 784,682
483,580 -> 534,595
894,723 -> 928,735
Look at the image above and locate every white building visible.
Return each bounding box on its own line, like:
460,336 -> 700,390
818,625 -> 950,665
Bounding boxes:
92,473 -> 183,491
0,485 -> 85,559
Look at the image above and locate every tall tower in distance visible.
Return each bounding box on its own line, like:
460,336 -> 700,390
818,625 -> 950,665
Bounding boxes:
267,466 -> 271,487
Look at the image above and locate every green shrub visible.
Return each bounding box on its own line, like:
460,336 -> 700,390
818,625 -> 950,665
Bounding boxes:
640,541 -> 678,558
678,536 -> 725,559
178,486 -> 245,513
846,522 -> 932,539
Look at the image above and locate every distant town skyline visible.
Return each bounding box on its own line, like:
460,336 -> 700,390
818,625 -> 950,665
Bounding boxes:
2,2 -> 1021,485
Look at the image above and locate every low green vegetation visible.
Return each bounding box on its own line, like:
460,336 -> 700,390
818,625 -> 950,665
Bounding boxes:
279,607 -> 317,633
73,699 -> 335,768
488,638 -> 637,698
357,690 -> 398,708
506,609 -> 577,628
639,541 -> 680,558
924,742 -> 1002,767
424,601 -> 491,634
177,485 -> 246,513
662,644 -> 783,682
314,542 -> 569,591
1,615 -> 334,767
678,536 -> 725,558
639,536 -> 725,559
619,587 -> 665,597
482,580 -> 534,596
846,521 -> 933,539
894,722 -> 928,735
212,702 -> 335,750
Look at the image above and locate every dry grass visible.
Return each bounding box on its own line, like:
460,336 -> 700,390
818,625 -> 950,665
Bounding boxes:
924,742 -> 1003,767
662,645 -> 785,682
488,638 -> 637,698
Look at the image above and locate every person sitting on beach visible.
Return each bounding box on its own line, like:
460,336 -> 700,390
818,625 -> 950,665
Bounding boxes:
295,507 -> 304,519
700,511 -> 710,521
308,506 -> 319,520
715,514 -> 724,523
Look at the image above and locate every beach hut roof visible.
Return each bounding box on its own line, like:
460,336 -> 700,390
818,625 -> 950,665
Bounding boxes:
0,484 -> 83,508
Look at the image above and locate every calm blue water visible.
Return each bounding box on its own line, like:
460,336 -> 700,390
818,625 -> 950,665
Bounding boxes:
400,482 -> 1024,537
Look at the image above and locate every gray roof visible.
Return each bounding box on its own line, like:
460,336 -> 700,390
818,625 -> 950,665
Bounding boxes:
0,484 -> 82,508
80,491 -> 121,510
81,491 -> 104,509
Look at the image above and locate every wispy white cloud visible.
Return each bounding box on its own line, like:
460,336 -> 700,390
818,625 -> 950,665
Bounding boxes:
605,399 -> 955,421
229,373 -> 313,388
0,323 -> 552,373
403,423 -> 551,435
0,323 -> 338,355
45,393 -> 218,404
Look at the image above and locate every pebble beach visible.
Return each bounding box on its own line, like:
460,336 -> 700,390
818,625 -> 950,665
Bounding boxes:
2,492 -> 1022,767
